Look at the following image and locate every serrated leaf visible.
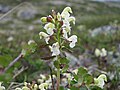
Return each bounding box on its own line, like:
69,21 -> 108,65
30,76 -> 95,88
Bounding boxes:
83,74 -> 94,85
77,67 -> 88,76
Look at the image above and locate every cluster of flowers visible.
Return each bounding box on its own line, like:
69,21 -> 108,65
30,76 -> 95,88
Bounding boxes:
0,69 -> 107,90
95,48 -> 107,57
39,7 -> 77,56
15,74 -> 56,90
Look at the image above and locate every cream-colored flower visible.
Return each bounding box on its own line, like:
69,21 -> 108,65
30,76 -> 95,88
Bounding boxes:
39,83 -> 48,90
62,20 -> 71,35
68,16 -> 75,25
22,82 -> 30,90
98,74 -> 107,82
67,35 -> 77,48
95,48 -> 101,57
33,84 -> 38,90
39,32 -> 50,44
61,7 -> 72,19
15,88 -> 22,90
41,17 -> 47,23
95,48 -> 107,57
40,74 -> 46,80
49,42 -> 60,56
44,23 -> 55,35
0,82 -> 5,90
57,12 -> 62,21
28,40 -> 35,45
62,29 -> 68,39
101,48 -> 107,57
72,68 -> 78,75
94,74 -> 107,89
63,73 -> 72,81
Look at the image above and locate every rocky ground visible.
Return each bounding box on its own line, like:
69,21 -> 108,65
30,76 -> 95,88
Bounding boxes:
0,0 -> 120,89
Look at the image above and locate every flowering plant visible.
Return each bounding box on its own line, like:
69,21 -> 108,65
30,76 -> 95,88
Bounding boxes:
1,7 -> 107,90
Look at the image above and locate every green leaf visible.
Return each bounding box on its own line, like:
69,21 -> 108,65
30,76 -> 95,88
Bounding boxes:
76,67 -> 88,84
77,67 -> 88,76
80,86 -> 88,90
70,87 -> 79,90
0,55 -> 12,66
70,79 -> 78,85
60,57 -> 69,64
89,86 -> 103,90
54,60 -> 59,68
60,86 -> 68,90
83,74 -> 94,85
74,74 -> 79,81
62,64 -> 69,72
21,43 -> 37,57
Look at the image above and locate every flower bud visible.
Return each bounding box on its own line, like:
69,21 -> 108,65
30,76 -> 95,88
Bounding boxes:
47,16 -> 53,22
59,21 -> 63,27
95,48 -> 101,57
41,17 -> 47,23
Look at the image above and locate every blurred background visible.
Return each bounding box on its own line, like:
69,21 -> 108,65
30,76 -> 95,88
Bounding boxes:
0,0 -> 120,90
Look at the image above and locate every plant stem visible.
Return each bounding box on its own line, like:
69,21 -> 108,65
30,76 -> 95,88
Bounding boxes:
57,59 -> 60,90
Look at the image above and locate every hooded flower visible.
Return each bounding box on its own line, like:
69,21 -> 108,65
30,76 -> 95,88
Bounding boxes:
49,42 -> 60,56
44,22 -> 55,35
39,32 -> 50,44
95,48 -> 107,57
95,48 -> 101,57
67,35 -> 77,48
28,40 -> 35,45
94,74 -> 107,89
61,7 -> 72,19
39,83 -> 48,90
0,82 -> 5,90
100,48 -> 107,57
62,29 -> 68,39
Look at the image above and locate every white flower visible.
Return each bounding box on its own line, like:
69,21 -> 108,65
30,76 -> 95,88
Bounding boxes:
61,7 -> 72,19
68,16 -> 75,25
39,83 -> 48,90
62,20 -> 71,35
33,84 -> 38,90
41,17 -> 47,23
44,23 -> 55,35
95,48 -> 101,57
40,74 -> 46,80
0,82 -> 5,90
22,82 -> 30,90
49,42 -> 60,56
72,68 -> 78,75
95,48 -> 107,57
57,12 -> 62,21
63,73 -> 73,81
15,88 -> 22,90
28,40 -> 35,45
101,48 -> 107,57
67,35 -> 77,48
62,29 -> 68,39
39,32 -> 50,44
94,74 -> 107,89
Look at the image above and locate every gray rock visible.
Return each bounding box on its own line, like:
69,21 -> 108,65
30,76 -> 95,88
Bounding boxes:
64,52 -> 81,67
0,4 -> 11,13
90,25 -> 119,37
17,7 -> 37,20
